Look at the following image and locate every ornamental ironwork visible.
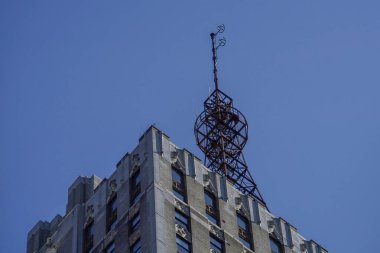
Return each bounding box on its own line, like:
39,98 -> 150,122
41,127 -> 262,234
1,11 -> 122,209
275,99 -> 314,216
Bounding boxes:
194,25 -> 267,207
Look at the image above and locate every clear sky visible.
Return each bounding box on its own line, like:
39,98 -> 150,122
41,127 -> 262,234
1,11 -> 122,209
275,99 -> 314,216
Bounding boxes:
1,1 -> 379,252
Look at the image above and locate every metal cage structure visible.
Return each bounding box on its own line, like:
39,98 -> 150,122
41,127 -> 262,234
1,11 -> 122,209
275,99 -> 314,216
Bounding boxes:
194,25 -> 267,207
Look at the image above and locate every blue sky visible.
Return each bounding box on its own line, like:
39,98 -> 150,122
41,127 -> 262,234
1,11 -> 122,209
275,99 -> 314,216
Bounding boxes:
1,1 -> 379,252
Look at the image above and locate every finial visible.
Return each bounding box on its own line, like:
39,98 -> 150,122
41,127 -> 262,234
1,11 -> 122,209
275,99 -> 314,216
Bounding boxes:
210,24 -> 226,91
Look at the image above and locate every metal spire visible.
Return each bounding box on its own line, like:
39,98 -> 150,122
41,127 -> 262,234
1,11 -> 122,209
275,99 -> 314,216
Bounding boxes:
194,25 -> 267,208
210,24 -> 226,91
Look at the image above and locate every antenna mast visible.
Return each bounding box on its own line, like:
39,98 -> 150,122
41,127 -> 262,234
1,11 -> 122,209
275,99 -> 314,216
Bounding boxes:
210,24 -> 226,92
194,25 -> 267,208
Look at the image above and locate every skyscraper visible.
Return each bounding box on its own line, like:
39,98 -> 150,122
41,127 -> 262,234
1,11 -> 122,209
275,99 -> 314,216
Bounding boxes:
27,126 -> 327,253
27,27 -> 327,253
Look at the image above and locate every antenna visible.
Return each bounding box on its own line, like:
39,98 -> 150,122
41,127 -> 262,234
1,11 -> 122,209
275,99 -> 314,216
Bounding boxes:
194,25 -> 267,208
210,24 -> 226,91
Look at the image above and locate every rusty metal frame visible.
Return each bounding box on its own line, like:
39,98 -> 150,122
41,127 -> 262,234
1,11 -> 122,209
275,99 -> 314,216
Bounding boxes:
194,26 -> 267,207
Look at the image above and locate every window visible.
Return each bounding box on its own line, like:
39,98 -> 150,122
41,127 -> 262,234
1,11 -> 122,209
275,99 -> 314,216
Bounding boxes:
129,213 -> 141,234
175,210 -> 190,230
83,221 -> 94,253
270,237 -> 283,253
176,235 -> 191,253
130,170 -> 141,205
210,235 -> 224,253
106,194 -> 117,232
172,167 -> 187,202
204,191 -> 219,225
130,239 -> 141,253
105,241 -> 115,253
237,213 -> 252,249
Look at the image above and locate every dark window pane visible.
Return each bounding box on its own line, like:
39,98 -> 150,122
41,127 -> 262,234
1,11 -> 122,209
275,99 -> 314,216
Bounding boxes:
130,213 -> 141,234
176,236 -> 190,253
172,169 -> 183,183
239,237 -> 251,249
83,221 -> 94,253
210,235 -> 223,253
205,192 -> 215,206
130,170 -> 141,205
175,210 -> 189,229
173,190 -> 186,202
131,171 -> 141,188
270,238 -> 282,253
111,199 -> 117,211
135,173 -> 141,184
131,239 -> 141,253
206,213 -> 218,225
237,214 -> 248,231
236,213 -> 252,249
205,191 -> 219,225
172,167 -> 187,202
106,241 -> 115,253
107,195 -> 117,232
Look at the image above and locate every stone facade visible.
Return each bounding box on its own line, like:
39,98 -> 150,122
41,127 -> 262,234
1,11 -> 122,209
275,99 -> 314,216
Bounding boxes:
27,125 -> 327,253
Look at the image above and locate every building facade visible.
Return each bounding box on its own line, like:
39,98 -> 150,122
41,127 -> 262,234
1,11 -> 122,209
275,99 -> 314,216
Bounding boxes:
27,126 -> 327,253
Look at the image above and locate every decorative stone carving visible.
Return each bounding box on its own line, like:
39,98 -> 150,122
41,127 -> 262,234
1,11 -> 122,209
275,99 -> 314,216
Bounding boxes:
107,179 -> 117,202
203,173 -> 217,195
132,153 -> 140,164
209,224 -> 224,240
203,174 -> 211,187
85,205 -> 95,225
235,197 -> 249,217
129,229 -> 141,246
171,150 -> 186,173
107,179 -> 117,201
171,150 -> 178,160
235,196 -> 242,208
130,153 -> 141,176
174,199 -> 190,216
300,243 -> 308,252
128,202 -> 140,220
175,223 -> 192,242
172,159 -> 185,173
267,220 -> 275,234
45,238 -> 57,253
86,205 -> 94,218
109,179 -> 117,192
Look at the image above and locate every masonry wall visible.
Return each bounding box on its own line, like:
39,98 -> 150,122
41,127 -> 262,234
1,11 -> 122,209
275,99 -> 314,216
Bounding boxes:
150,126 -> 327,253
27,126 -> 327,253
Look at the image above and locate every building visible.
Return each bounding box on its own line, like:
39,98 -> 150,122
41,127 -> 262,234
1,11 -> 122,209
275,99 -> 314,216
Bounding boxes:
27,26 -> 328,253
26,125 -> 327,253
